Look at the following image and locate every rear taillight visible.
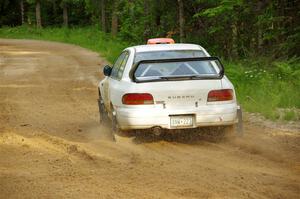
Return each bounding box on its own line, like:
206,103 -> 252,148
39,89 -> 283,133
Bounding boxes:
122,93 -> 154,105
207,89 -> 233,102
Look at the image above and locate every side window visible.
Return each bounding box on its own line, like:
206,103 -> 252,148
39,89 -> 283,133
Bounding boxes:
117,52 -> 129,79
110,52 -> 126,79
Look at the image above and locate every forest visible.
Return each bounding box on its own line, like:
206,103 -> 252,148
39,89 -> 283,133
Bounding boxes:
1,0 -> 300,58
0,0 -> 300,121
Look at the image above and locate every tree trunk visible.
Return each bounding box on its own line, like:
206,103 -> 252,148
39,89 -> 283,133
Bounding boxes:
111,0 -> 118,36
231,23 -> 238,57
155,0 -> 161,27
63,3 -> 68,27
143,0 -> 150,41
35,0 -> 42,28
257,28 -> 263,50
177,0 -> 185,42
101,0 -> 106,32
256,1 -> 264,53
20,0 -> 24,25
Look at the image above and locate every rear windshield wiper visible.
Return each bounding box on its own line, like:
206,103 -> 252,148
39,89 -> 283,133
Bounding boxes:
160,74 -> 218,80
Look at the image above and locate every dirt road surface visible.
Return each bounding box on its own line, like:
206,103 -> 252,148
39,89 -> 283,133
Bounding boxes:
0,39 -> 299,199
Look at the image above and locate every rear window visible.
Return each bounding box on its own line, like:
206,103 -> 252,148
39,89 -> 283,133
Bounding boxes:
134,50 -> 205,63
134,58 -> 223,82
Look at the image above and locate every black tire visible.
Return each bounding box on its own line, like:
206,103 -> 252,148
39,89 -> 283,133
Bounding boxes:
98,96 -> 115,141
98,97 -> 108,124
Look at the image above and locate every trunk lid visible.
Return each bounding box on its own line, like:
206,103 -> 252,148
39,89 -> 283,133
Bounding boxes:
136,80 -> 222,108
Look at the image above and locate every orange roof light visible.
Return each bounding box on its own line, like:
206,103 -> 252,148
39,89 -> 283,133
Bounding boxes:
147,38 -> 175,45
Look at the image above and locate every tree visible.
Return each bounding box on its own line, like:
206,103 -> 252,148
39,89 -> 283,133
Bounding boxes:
35,0 -> 42,28
177,0 -> 185,42
143,0 -> 150,41
1,0 -> 299,58
101,0 -> 106,32
111,0 -> 118,36
85,0 -> 106,31
62,1 -> 69,27
20,0 -> 25,25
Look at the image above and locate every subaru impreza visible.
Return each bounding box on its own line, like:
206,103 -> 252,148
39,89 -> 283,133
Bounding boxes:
98,39 -> 242,138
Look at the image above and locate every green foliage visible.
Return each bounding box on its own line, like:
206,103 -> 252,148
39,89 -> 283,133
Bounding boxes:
225,60 -> 300,121
194,0 -> 242,18
118,0 -> 145,43
1,0 -> 299,58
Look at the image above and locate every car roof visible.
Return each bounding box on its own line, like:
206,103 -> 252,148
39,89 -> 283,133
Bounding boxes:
129,44 -> 205,53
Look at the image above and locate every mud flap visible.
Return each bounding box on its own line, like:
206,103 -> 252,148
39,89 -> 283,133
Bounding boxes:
236,106 -> 243,136
110,111 -> 117,142
97,99 -> 103,124
98,98 -> 110,124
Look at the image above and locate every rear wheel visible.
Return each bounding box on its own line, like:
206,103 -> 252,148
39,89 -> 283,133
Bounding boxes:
98,95 -> 115,141
111,113 -> 134,139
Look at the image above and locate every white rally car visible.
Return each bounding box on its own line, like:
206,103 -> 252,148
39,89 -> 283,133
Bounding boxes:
98,39 -> 242,138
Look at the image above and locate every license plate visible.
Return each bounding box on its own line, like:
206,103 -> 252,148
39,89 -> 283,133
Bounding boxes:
170,115 -> 193,128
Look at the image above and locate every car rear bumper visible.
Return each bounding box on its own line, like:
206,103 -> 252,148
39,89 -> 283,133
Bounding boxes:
116,103 -> 238,130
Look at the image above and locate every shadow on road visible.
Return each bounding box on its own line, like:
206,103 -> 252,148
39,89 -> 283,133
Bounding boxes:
132,127 -> 230,145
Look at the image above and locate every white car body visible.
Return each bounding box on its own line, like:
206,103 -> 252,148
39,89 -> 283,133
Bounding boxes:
98,44 -> 238,131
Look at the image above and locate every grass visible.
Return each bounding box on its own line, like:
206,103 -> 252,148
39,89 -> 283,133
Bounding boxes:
1,26 -> 299,121
225,60 -> 300,121
283,110 -> 298,121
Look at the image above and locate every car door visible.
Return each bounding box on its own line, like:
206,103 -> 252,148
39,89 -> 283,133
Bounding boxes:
105,51 -> 129,113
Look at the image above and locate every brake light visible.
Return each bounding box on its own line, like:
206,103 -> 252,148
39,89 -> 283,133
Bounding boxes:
207,89 -> 233,102
122,93 -> 154,105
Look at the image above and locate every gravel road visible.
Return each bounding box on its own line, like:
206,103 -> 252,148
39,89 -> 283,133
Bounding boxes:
0,39 -> 299,199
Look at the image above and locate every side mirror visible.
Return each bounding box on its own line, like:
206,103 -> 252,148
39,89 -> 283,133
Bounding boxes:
103,65 -> 112,76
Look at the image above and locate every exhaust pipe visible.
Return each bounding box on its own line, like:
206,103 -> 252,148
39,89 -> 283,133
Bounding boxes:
152,126 -> 162,136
